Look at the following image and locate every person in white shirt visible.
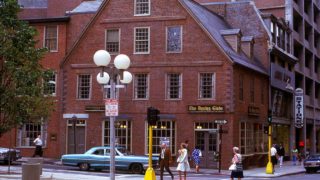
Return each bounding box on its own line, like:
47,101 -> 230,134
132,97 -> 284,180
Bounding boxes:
33,134 -> 43,157
270,144 -> 278,173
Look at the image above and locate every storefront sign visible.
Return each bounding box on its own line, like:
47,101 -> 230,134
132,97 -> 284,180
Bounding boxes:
248,106 -> 260,116
85,105 -> 105,112
295,88 -> 304,128
105,99 -> 118,116
188,105 -> 224,113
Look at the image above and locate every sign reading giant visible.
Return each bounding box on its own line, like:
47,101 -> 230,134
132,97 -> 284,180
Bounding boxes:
295,88 -> 303,128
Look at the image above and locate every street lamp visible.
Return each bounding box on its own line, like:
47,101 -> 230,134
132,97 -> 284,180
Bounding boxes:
93,50 -> 132,180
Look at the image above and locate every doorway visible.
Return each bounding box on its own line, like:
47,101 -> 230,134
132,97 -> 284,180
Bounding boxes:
67,119 -> 86,154
195,131 -> 218,168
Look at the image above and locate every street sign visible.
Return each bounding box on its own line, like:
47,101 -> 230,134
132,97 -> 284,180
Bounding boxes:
105,99 -> 118,116
214,120 -> 227,124
295,88 -> 303,128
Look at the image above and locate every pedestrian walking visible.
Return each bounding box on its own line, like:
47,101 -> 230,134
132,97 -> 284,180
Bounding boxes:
278,143 -> 285,167
177,143 -> 190,180
229,147 -> 243,180
33,134 -> 43,157
159,143 -> 174,180
191,146 -> 202,173
292,146 -> 298,165
271,144 -> 278,173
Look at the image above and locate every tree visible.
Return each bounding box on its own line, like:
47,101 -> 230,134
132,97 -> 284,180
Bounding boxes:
0,0 -> 54,136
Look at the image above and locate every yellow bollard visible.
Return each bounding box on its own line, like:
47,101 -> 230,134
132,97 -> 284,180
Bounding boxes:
266,125 -> 273,174
144,126 -> 156,180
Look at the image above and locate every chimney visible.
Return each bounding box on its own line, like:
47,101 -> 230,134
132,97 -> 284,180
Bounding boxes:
241,36 -> 254,59
220,29 -> 242,53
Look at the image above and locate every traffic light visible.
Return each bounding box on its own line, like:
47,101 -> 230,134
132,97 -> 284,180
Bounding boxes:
264,125 -> 269,134
147,107 -> 160,126
267,110 -> 272,124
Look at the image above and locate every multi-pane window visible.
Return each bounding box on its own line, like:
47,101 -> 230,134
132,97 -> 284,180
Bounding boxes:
77,74 -> 91,99
134,0 -> 150,15
250,77 -> 254,103
239,74 -> 244,101
104,120 -> 131,151
199,73 -> 215,99
134,27 -> 150,53
44,73 -> 56,96
44,25 -> 58,51
166,73 -> 182,99
105,29 -> 120,54
146,120 -> 176,155
240,122 -> 267,154
134,74 -> 148,99
167,26 -> 182,52
17,122 -> 47,147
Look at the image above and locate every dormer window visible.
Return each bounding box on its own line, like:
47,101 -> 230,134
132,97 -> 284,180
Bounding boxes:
134,0 -> 150,16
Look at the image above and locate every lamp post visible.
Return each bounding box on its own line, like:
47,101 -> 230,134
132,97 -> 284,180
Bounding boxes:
93,50 -> 132,180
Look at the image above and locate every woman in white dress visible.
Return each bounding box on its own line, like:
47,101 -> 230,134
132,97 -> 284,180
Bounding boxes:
177,143 -> 190,180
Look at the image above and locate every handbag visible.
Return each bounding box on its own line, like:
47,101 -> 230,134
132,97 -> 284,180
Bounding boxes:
228,163 -> 236,171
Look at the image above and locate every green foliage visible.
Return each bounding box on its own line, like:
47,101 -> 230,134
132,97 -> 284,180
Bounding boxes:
0,0 -> 54,135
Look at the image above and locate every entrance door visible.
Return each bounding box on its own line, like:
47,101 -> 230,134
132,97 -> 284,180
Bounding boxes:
195,131 -> 218,168
67,120 -> 86,154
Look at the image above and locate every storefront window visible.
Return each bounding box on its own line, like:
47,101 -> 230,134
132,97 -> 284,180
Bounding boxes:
104,120 -> 131,151
240,122 -> 267,154
272,124 -> 290,155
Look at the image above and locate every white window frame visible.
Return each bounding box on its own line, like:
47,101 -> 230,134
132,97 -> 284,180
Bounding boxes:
165,73 -> 182,100
43,25 -> 58,52
134,0 -> 151,16
134,27 -> 150,54
133,73 -> 149,100
145,120 -> 176,155
166,26 -> 183,53
103,119 -> 132,151
198,72 -> 215,100
105,28 -> 120,55
77,74 -> 92,100
44,72 -> 57,96
17,121 -> 47,148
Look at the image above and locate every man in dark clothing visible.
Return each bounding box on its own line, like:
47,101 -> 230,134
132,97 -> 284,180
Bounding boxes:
278,143 -> 285,167
159,143 -> 174,180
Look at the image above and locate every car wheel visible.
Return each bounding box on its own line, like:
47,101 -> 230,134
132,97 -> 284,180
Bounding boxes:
94,168 -> 102,172
130,163 -> 143,174
305,168 -> 311,173
79,163 -> 90,171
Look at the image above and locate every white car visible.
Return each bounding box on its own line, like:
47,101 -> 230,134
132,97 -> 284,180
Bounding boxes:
0,147 -> 21,164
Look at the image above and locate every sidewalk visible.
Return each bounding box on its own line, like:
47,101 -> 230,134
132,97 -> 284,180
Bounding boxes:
0,158 -> 305,180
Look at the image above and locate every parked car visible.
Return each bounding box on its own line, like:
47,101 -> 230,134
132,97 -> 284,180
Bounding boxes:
304,154 -> 320,173
0,147 -> 21,164
61,146 -> 158,174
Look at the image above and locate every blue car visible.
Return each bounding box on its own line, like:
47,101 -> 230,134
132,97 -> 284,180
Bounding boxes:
61,146 -> 158,174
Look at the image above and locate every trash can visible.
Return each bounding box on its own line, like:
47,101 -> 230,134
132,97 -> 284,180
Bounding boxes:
22,163 -> 41,180
28,157 -> 43,175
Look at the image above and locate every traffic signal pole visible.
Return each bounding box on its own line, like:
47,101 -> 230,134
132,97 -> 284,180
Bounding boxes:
144,126 -> 156,180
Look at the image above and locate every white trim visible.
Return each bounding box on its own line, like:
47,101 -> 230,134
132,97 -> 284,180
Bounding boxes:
198,72 -> 216,100
43,25 -> 59,52
165,73 -> 182,100
134,27 -> 150,54
105,28 -> 121,55
134,0 -> 151,16
76,74 -> 92,100
133,73 -> 149,100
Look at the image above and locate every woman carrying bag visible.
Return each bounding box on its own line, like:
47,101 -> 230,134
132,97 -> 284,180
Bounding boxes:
229,147 -> 244,180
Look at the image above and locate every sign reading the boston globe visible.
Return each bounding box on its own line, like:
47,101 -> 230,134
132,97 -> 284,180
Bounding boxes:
295,88 -> 303,128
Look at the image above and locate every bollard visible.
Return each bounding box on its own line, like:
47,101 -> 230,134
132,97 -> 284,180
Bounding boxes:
22,163 -> 40,180
28,157 -> 43,175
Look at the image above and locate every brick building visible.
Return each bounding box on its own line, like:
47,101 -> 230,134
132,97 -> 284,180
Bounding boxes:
0,0 -> 274,169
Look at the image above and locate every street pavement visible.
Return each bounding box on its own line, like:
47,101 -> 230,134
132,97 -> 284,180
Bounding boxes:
0,158 -> 309,180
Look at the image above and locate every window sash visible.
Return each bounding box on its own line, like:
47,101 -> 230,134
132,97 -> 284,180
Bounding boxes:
106,29 -> 120,54
199,73 -> 214,99
44,26 -> 58,51
166,73 -> 182,99
134,74 -> 148,99
77,74 -> 91,99
146,121 -> 176,155
104,120 -> 131,151
135,0 -> 150,15
17,122 -> 47,147
44,73 -> 56,96
134,28 -> 149,53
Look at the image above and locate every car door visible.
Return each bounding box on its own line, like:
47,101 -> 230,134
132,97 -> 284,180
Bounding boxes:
115,148 -> 127,170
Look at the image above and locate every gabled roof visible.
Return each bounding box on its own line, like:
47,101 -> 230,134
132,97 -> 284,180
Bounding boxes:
66,0 -> 103,15
179,0 -> 268,75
